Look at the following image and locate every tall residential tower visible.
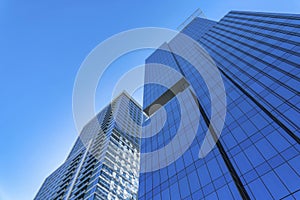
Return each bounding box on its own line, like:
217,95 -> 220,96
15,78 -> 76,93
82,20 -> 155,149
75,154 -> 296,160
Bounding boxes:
35,92 -> 142,200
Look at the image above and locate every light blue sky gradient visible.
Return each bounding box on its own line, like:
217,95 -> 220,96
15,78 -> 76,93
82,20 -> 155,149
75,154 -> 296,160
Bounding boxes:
0,1 -> 299,199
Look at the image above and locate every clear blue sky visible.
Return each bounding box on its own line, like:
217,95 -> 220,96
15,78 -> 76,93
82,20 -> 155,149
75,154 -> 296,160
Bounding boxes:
0,0 -> 299,199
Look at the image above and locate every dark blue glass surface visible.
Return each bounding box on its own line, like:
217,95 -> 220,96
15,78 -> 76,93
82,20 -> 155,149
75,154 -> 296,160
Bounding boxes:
140,11 -> 300,200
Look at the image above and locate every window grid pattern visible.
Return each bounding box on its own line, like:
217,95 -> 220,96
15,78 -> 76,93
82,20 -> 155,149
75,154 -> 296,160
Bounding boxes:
139,92 -> 241,200
199,12 -> 300,134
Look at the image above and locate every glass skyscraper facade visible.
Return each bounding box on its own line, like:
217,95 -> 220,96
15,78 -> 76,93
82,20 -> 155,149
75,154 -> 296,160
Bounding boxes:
35,92 -> 143,200
139,11 -> 300,200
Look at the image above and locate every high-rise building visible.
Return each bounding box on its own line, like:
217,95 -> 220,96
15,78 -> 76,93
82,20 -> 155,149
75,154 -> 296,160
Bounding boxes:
139,11 -> 300,200
35,92 -> 143,200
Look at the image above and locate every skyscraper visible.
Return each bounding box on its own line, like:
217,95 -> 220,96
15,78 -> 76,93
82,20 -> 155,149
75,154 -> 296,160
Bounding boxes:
35,92 -> 143,200
139,11 -> 300,200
